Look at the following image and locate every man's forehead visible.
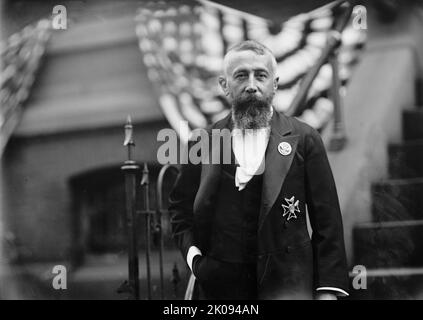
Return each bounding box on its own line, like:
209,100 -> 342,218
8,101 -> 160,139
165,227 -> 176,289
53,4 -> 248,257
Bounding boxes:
224,50 -> 274,74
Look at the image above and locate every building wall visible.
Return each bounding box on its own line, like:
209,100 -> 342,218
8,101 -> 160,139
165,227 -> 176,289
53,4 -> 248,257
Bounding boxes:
2,120 -> 168,262
1,3 -> 171,263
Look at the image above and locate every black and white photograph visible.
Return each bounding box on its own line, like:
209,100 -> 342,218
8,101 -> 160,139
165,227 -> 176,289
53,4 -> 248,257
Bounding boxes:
1,0 -> 423,303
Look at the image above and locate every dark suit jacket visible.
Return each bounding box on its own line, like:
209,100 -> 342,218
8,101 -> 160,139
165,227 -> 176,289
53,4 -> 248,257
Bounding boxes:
169,110 -> 349,299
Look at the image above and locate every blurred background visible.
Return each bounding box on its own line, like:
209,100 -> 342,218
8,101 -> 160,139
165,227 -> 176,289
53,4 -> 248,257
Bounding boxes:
0,0 -> 423,300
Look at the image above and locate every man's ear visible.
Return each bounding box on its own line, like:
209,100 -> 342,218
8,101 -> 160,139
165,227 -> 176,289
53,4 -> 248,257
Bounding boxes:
219,76 -> 229,96
273,76 -> 279,91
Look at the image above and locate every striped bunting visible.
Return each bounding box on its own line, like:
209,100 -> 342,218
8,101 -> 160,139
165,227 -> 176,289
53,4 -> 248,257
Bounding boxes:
0,19 -> 52,155
135,0 -> 366,143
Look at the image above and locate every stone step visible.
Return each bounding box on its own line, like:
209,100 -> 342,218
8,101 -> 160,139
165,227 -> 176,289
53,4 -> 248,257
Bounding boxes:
371,178 -> 423,221
353,220 -> 423,269
348,267 -> 423,299
403,109 -> 423,141
388,139 -> 423,179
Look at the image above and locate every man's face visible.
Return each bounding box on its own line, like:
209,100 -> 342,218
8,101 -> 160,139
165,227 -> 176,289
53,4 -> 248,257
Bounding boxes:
219,50 -> 278,129
219,50 -> 278,107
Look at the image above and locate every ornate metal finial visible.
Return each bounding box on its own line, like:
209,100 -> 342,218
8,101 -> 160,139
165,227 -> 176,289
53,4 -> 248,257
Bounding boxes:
124,115 -> 134,146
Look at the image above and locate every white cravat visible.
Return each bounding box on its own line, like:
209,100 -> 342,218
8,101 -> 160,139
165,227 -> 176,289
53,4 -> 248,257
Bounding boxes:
232,127 -> 271,191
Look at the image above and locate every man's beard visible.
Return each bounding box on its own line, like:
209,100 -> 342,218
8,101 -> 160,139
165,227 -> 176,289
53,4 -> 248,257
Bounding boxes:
231,94 -> 273,130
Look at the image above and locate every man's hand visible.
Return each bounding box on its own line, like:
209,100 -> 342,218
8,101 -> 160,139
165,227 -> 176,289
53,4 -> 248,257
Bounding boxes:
192,254 -> 205,279
316,292 -> 338,300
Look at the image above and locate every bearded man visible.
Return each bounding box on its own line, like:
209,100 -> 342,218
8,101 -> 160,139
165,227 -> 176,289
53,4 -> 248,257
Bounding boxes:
169,40 -> 349,300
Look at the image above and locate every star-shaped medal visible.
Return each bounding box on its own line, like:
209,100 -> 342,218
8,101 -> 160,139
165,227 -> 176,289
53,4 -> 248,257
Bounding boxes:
282,196 -> 300,221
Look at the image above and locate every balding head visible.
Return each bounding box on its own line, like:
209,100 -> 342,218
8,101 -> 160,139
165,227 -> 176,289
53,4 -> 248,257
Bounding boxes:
222,40 -> 277,77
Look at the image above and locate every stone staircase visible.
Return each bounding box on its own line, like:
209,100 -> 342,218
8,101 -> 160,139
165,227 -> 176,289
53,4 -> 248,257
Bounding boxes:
351,105 -> 423,299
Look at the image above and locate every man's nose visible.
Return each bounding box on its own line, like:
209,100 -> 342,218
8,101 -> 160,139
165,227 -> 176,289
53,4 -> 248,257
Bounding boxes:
245,75 -> 257,93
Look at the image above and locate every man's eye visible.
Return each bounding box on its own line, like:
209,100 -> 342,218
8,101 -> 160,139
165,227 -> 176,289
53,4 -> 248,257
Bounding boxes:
256,74 -> 267,79
236,74 -> 246,79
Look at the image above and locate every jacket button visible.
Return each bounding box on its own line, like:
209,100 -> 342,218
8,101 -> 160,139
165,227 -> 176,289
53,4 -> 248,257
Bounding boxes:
286,246 -> 292,254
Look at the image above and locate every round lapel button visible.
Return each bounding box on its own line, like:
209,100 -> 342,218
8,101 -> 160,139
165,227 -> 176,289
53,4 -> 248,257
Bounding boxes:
278,142 -> 292,156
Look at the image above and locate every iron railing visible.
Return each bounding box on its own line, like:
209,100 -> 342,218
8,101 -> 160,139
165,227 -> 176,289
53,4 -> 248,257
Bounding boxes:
286,0 -> 356,151
118,116 -> 181,300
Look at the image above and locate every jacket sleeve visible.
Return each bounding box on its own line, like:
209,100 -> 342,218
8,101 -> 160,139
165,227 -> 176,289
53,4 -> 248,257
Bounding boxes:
304,128 -> 349,293
168,141 -> 202,261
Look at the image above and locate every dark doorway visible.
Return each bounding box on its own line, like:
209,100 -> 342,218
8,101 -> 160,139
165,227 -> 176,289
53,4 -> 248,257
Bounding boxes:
68,163 -> 178,264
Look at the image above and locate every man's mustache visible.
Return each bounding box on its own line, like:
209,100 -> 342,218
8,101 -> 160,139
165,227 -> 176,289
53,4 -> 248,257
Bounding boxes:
234,95 -> 269,109
235,94 -> 265,105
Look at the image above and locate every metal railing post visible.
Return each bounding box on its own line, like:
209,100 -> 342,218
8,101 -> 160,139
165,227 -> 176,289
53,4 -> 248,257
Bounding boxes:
329,50 -> 348,151
156,164 -> 180,299
140,163 -> 153,300
120,115 -> 140,300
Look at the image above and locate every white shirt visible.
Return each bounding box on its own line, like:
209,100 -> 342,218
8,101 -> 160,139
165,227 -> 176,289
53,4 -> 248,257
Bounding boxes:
232,127 -> 271,191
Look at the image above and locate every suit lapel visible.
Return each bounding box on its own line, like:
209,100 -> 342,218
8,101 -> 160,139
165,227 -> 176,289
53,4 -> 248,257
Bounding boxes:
193,113 -> 232,213
258,111 -> 299,231
193,110 -> 299,231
